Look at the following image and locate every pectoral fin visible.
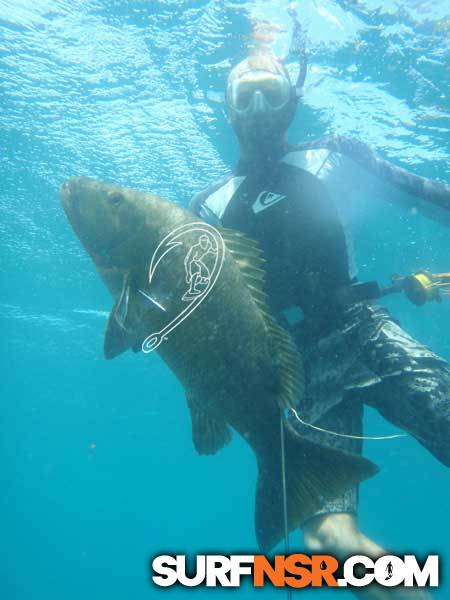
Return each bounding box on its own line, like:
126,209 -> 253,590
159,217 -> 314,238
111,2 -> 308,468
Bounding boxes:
114,272 -> 131,330
104,271 -> 171,359
186,393 -> 232,455
104,310 -> 133,359
104,272 -> 134,359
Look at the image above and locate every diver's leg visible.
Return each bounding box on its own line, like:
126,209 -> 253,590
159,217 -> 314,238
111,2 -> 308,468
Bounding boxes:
366,369 -> 450,466
294,398 -> 433,599
362,318 -> 450,467
303,512 -> 383,556
303,513 -> 432,599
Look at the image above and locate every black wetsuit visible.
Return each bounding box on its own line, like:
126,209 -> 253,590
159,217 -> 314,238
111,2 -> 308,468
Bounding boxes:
193,158 -> 351,322
191,152 -> 450,516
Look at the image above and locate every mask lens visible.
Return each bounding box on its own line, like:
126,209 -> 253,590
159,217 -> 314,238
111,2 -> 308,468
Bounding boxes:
262,78 -> 290,108
228,70 -> 291,113
233,81 -> 258,111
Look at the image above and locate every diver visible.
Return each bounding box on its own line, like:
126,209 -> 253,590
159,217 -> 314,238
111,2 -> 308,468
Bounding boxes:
190,13 -> 449,600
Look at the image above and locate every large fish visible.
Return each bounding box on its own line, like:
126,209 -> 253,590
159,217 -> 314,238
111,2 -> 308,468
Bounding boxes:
61,176 -> 378,551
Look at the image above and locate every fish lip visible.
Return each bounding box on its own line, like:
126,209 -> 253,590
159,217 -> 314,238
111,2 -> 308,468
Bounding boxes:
60,179 -> 81,220
60,180 -> 72,212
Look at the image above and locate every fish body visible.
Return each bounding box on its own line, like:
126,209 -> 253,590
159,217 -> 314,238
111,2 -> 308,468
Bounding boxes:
61,176 -> 378,550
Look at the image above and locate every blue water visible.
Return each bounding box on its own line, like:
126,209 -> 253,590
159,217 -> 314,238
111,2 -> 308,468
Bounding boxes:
1,1 -> 449,598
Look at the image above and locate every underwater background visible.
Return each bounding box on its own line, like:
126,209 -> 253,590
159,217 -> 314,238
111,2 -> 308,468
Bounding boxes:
1,1 -> 449,598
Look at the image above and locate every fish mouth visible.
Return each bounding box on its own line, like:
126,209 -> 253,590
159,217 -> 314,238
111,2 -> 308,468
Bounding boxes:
60,178 -> 85,224
60,180 -> 72,214
60,177 -> 94,216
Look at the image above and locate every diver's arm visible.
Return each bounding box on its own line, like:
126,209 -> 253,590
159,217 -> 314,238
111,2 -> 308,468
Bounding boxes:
289,135 -> 450,227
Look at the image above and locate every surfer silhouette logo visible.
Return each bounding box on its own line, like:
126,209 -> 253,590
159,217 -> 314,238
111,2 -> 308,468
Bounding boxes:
386,561 -> 394,580
182,234 -> 217,301
141,222 -> 225,353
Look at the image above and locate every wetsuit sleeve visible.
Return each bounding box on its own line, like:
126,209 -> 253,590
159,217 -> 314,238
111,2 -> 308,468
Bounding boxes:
289,136 -> 450,228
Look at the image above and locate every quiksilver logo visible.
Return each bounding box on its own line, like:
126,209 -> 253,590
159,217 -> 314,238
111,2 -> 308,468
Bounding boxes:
252,190 -> 286,214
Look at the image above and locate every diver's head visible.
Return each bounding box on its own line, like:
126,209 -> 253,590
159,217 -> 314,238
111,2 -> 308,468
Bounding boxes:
226,52 -> 297,157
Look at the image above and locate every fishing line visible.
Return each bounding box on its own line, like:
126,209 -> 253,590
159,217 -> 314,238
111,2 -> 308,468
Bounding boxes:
430,282 -> 450,289
290,408 -> 406,441
279,409 -> 292,600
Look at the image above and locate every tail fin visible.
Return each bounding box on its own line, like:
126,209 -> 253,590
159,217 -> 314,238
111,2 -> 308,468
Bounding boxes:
255,421 -> 378,552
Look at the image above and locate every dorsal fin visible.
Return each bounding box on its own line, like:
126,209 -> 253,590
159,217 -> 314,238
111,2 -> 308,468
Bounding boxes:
264,315 -> 305,409
219,227 -> 305,409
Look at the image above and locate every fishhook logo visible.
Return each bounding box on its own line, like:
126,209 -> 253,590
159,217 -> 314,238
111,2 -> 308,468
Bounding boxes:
141,222 -> 225,353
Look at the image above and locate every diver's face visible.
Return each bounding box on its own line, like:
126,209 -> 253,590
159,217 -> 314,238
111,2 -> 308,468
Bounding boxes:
226,60 -> 295,149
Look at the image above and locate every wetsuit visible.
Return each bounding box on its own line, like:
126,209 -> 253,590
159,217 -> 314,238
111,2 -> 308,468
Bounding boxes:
190,149 -> 450,517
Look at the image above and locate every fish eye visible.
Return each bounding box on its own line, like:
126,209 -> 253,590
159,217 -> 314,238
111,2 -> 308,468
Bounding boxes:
108,191 -> 124,207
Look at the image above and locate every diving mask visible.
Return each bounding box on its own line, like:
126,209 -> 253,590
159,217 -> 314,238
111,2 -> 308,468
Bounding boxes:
227,69 -> 292,115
